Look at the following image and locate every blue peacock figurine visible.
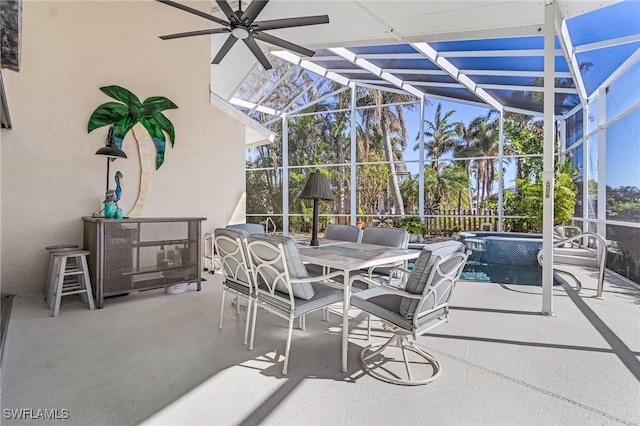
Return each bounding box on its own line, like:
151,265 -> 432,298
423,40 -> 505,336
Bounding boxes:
114,171 -> 123,204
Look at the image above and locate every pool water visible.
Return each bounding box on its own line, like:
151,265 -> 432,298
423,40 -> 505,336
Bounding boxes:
461,261 -> 542,285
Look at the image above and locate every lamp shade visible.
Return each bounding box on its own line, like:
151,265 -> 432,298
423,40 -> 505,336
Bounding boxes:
299,171 -> 334,201
95,143 -> 127,158
95,125 -> 127,158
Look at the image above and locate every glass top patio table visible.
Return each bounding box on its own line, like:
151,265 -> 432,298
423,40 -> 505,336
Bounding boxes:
296,239 -> 421,373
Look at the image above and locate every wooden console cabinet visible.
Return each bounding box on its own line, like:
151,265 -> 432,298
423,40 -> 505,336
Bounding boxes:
83,217 -> 206,308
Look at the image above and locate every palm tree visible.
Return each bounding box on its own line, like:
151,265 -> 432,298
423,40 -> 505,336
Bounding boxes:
413,103 -> 458,169
88,85 -> 178,216
358,89 -> 416,216
456,114 -> 499,208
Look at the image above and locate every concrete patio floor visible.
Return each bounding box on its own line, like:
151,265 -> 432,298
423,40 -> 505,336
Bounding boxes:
2,268 -> 639,425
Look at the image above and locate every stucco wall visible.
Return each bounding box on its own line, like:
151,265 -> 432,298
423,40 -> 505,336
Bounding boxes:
1,1 -> 247,295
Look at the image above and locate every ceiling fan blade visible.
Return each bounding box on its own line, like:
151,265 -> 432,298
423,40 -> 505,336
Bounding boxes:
215,0 -> 238,20
253,32 -> 315,57
241,0 -> 269,24
156,0 -> 229,26
242,37 -> 273,70
160,28 -> 230,40
212,35 -> 239,64
254,15 -> 329,31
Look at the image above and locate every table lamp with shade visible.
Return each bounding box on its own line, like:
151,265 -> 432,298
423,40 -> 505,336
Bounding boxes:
299,170 -> 334,246
95,125 -> 127,217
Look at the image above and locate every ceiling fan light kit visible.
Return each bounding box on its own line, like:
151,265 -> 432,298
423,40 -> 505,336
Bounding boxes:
156,0 -> 329,70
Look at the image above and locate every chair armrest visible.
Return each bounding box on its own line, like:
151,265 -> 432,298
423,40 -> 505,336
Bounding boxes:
290,269 -> 344,284
348,275 -> 422,300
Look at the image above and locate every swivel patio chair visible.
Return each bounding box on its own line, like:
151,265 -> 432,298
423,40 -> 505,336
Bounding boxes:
246,234 -> 343,375
214,227 -> 255,346
350,241 -> 469,385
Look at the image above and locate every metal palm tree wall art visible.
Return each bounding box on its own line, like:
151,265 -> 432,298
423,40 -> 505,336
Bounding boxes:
88,85 -> 178,216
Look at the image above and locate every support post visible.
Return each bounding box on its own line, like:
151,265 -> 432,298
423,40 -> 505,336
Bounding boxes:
283,115 -> 289,236
497,111 -> 505,232
542,1 -> 556,315
350,86 -> 357,225
419,95 -> 425,219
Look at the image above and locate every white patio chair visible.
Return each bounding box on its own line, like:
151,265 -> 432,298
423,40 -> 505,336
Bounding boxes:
246,234 -> 344,375
350,242 -> 470,385
214,227 -> 255,346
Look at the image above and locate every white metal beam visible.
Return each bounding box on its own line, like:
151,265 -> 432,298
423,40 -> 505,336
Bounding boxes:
438,49 -> 564,57
230,98 -> 281,116
330,47 -> 424,98
461,69 -> 572,78
271,51 -> 350,87
554,3 -> 588,105
477,83 -> 578,94
412,42 -> 503,111
574,34 -> 640,54
404,81 -> 465,88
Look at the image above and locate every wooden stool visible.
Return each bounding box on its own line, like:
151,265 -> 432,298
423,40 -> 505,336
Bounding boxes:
50,250 -> 94,317
45,245 -> 79,304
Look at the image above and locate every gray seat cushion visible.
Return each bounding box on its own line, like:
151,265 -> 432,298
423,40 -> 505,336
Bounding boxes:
325,224 -> 361,242
226,223 -> 265,235
361,227 -> 409,248
352,288 -> 447,332
248,234 -> 315,300
258,282 -> 343,316
399,241 -> 465,318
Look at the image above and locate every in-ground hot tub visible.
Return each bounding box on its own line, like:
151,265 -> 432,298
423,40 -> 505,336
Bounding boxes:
457,231 -> 545,285
459,231 -> 543,267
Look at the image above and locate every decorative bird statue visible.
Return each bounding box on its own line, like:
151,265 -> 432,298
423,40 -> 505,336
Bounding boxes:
114,171 -> 124,203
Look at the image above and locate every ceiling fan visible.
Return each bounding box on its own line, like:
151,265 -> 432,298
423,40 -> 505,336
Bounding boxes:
156,0 -> 329,70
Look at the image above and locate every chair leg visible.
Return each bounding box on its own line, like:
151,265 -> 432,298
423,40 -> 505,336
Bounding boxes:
219,288 -> 226,329
80,255 -> 95,310
249,299 -> 259,351
236,296 -> 241,314
282,314 -> 295,375
367,314 -> 371,340
52,257 -> 66,317
243,297 -> 252,346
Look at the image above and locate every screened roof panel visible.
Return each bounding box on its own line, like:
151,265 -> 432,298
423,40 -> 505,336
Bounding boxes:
349,44 -> 419,55
487,89 -> 580,115
230,1 -> 639,128
471,75 -> 575,88
428,36 -> 552,51
392,74 -> 459,84
364,58 -> 442,70
446,56 -> 571,73
420,87 -> 486,105
566,1 -> 640,46
577,42 -> 640,95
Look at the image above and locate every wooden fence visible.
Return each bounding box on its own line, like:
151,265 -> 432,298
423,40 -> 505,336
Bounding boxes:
424,209 -> 498,236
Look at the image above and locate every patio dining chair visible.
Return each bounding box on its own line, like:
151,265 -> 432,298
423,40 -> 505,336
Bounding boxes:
349,241 -> 469,385
324,223 -> 361,242
246,234 -> 344,375
358,226 -> 410,282
214,227 -> 255,346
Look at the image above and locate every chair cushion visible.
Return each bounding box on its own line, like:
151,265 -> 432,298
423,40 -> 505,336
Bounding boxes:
399,241 -> 465,319
226,223 -> 265,235
352,288 -> 448,332
258,282 -> 343,316
214,227 -> 252,288
325,224 -> 361,242
361,227 -> 409,248
248,234 -> 315,300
